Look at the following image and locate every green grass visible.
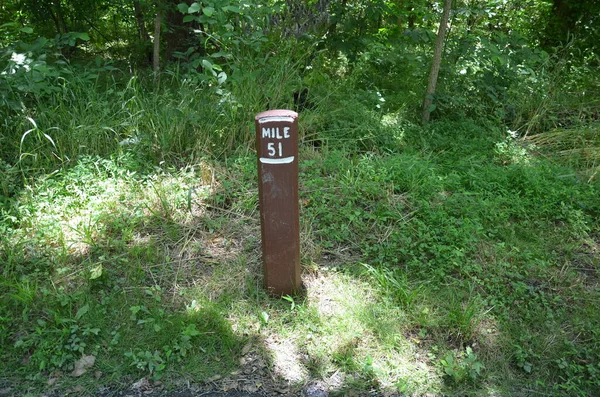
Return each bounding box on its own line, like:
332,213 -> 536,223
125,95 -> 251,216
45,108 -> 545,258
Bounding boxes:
2,126 -> 599,395
1,57 -> 600,396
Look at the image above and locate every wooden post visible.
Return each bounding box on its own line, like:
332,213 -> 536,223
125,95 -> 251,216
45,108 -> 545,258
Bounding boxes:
255,109 -> 301,296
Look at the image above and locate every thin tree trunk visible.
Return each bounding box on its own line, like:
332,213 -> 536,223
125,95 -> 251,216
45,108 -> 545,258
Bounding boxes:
82,14 -> 111,42
47,6 -> 62,36
422,0 -> 452,124
53,0 -> 68,34
164,0 -> 190,62
327,0 -> 346,39
153,12 -> 162,76
133,0 -> 150,41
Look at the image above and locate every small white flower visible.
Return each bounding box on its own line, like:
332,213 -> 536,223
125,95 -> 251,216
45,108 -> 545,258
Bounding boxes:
119,136 -> 140,146
11,52 -> 26,65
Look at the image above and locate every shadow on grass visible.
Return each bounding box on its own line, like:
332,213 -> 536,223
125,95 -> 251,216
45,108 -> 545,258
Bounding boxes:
0,151 -> 512,397
0,152 -> 433,395
2,142 -> 600,396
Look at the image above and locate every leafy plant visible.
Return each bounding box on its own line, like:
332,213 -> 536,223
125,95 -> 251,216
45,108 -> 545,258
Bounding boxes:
440,346 -> 484,384
125,350 -> 166,380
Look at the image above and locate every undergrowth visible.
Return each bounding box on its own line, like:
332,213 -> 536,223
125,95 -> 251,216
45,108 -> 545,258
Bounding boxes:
1,48 -> 600,396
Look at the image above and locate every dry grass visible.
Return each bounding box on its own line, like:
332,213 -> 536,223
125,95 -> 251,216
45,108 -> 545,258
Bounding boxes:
524,123 -> 600,181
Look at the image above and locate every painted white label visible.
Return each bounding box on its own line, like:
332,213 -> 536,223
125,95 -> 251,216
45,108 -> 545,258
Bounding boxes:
262,127 -> 291,139
258,116 -> 295,124
260,156 -> 295,164
267,142 -> 284,157
260,117 -> 293,163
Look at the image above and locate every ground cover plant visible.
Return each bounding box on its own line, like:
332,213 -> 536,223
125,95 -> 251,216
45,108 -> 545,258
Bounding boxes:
2,110 -> 599,396
2,0 -> 600,396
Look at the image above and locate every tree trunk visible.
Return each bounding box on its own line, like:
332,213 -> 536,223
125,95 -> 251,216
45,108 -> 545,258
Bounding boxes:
48,7 -> 62,36
164,0 -> 191,62
153,12 -> 162,76
133,0 -> 150,41
421,0 -> 452,124
326,0 -> 346,40
543,0 -> 576,48
52,0 -> 68,34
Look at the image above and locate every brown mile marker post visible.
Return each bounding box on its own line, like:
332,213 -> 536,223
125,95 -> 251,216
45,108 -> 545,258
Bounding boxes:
255,109 -> 301,296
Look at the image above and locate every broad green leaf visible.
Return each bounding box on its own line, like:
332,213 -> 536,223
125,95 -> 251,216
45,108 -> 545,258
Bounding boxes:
90,264 -> 103,280
210,51 -> 232,58
203,6 -> 215,17
76,304 -> 90,320
183,15 -> 196,23
74,32 -> 90,41
20,27 -> 33,34
426,104 -> 437,113
260,311 -> 269,324
129,305 -> 141,320
202,59 -> 217,76
177,3 -> 189,13
184,324 -> 201,336
217,71 -> 227,85
188,2 -> 201,13
191,58 -> 202,68
222,5 -> 240,13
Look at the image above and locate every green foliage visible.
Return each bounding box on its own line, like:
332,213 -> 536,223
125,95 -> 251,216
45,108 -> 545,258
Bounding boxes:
5,286 -> 101,373
1,1 -> 600,395
438,31 -> 550,122
175,0 -> 273,79
125,350 -> 166,380
295,118 -> 600,393
440,346 -> 484,384
2,115 -> 600,394
541,0 -> 600,55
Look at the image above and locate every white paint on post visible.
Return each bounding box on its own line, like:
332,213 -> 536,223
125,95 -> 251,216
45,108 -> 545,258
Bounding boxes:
259,156 -> 295,164
258,116 -> 295,124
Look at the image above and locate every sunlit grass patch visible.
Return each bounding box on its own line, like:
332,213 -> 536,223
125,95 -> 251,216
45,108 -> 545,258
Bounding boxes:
230,267 -> 445,395
0,154 -> 248,391
2,122 -> 600,396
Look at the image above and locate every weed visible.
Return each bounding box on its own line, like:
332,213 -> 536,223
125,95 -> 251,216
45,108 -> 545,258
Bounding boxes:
1,52 -> 599,396
125,350 -> 166,380
440,346 -> 485,384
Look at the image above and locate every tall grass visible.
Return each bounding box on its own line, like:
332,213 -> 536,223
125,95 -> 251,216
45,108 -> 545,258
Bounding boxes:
524,123 -> 600,181
2,38 -> 600,396
10,71 -> 223,167
507,46 -> 600,136
1,44 -> 333,174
